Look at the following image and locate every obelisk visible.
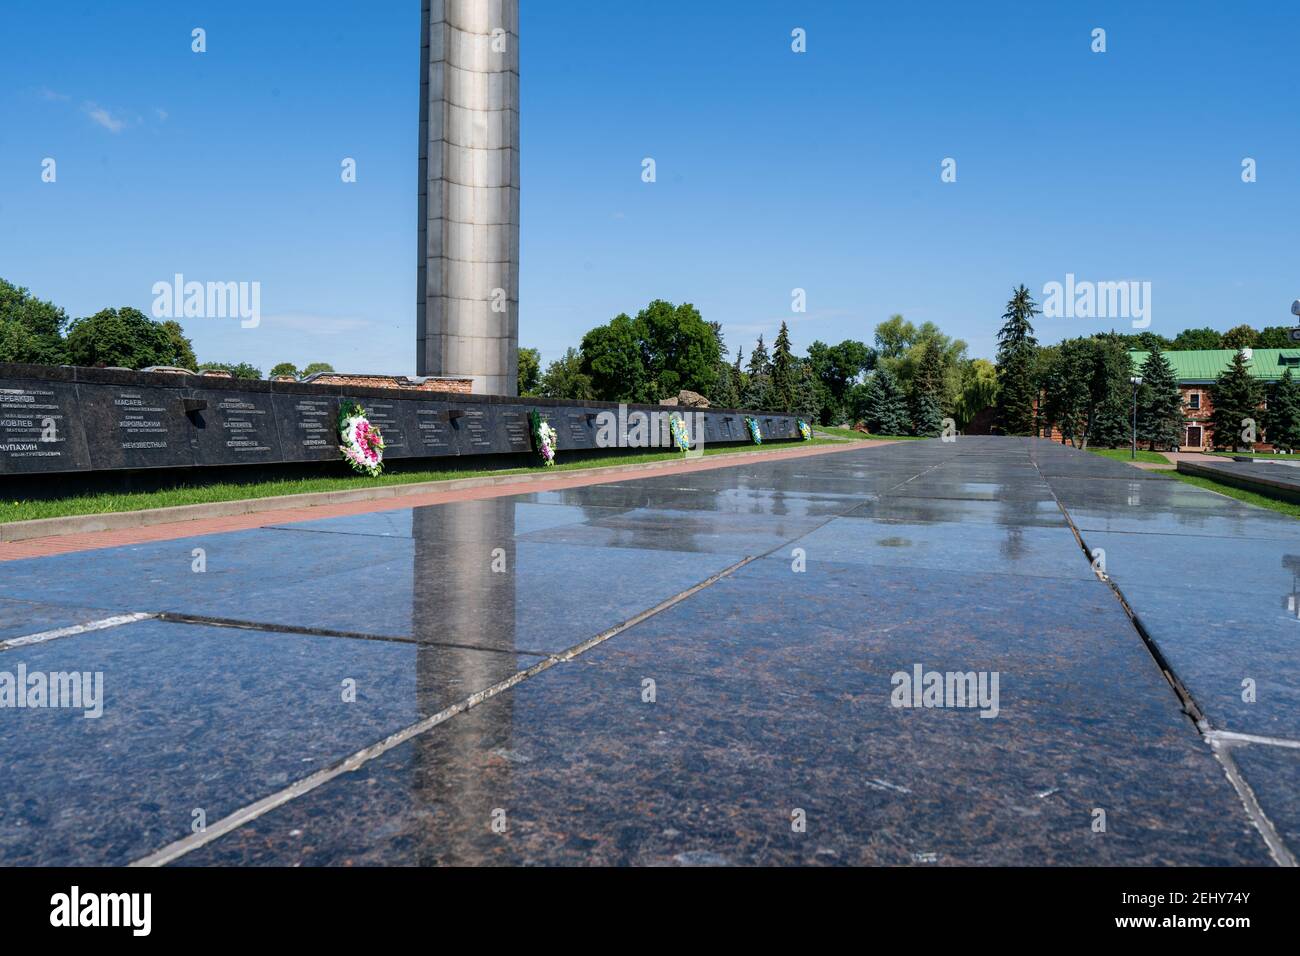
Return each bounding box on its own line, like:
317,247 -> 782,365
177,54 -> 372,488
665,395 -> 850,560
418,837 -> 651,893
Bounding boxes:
417,0 -> 520,396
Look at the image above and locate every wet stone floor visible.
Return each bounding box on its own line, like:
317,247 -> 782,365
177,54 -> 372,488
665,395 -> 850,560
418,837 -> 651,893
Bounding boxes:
0,437 -> 1293,866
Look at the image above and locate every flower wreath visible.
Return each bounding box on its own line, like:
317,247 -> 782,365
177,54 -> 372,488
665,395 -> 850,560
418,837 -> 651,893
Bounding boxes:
798,419 -> 812,441
668,412 -> 691,452
745,416 -> 762,445
338,400 -> 385,477
530,409 -> 558,466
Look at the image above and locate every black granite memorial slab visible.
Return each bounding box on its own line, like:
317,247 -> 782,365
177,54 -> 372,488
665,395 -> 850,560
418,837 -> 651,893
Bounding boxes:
408,400 -> 457,458
450,405 -> 496,456
77,381 -> 195,471
496,408 -> 534,454
559,407 -> 598,450
272,392 -> 341,462
188,389 -> 285,466
0,379 -> 91,475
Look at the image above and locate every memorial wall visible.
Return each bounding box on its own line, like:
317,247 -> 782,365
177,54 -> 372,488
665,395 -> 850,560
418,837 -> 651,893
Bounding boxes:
0,363 -> 802,477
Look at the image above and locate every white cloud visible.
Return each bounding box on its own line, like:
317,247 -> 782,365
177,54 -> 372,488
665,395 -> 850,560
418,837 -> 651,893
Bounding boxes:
84,102 -> 128,133
154,108 -> 169,122
37,87 -> 69,102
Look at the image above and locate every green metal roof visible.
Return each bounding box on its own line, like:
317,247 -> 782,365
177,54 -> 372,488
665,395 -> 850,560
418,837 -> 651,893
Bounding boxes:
1128,348 -> 1300,383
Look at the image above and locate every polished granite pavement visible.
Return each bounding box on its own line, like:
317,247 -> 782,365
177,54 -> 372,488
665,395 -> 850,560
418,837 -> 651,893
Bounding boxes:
0,437 -> 1293,865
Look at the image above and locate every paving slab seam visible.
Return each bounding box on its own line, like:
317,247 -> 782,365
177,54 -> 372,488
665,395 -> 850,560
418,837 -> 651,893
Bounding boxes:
1206,739 -> 1299,867
1031,450 -> 1294,866
0,612 -> 156,651
129,447 -> 942,867
152,611 -> 555,657
1206,730 -> 1300,750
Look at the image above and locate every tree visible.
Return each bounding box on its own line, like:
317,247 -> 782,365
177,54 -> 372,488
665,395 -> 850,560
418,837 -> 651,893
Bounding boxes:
302,362 -> 335,377
807,339 -> 874,425
518,347 -> 541,395
953,358 -> 998,430
579,300 -> 720,403
581,313 -> 646,402
793,361 -> 822,421
1087,334 -> 1133,447
65,307 -> 177,369
1266,369 -> 1300,452
1208,350 -> 1263,450
538,347 -> 594,400
770,322 -> 796,411
0,278 -> 69,364
1257,327 -> 1295,349
1172,327 -> 1223,351
1221,324 -> 1258,351
271,362 -> 301,379
994,285 -> 1040,435
704,325 -> 740,408
159,320 -> 197,369
860,368 -> 910,436
1136,347 -> 1184,451
908,339 -> 946,436
197,361 -> 262,380
743,335 -> 772,408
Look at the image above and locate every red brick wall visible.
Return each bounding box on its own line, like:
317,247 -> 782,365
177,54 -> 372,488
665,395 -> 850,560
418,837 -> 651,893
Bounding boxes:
309,373 -> 474,395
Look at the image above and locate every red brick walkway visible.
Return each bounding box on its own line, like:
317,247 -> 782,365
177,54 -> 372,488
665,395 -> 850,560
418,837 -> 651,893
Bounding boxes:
0,441 -> 884,562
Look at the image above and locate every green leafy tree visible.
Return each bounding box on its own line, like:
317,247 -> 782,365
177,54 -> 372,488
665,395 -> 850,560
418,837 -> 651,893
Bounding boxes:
1208,350 -> 1263,450
1221,324 -> 1258,351
518,347 -> 541,395
538,347 -> 594,400
860,368 -> 910,436
581,313 -> 646,401
953,358 -> 998,430
994,285 -> 1040,435
1136,347 -> 1184,450
1265,369 -> 1300,452
65,307 -> 177,369
271,362 -> 301,379
197,361 -> 262,380
807,339 -> 874,425
1038,340 -> 1094,447
0,278 -> 70,364
159,320 -> 197,369
1171,327 -> 1223,351
1257,327 -> 1295,349
302,362 -> 335,377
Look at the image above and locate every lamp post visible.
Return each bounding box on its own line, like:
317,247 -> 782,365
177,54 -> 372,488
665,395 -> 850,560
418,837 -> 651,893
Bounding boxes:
1130,375 -> 1143,459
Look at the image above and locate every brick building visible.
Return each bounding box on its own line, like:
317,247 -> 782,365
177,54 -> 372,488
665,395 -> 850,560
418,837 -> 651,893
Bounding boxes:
1128,348 -> 1300,451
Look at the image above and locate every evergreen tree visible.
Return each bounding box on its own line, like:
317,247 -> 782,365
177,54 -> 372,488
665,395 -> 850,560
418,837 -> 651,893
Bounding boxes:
907,340 -> 946,436
1208,350 -> 1263,450
862,369 -> 910,436
1265,368 -> 1300,452
1087,335 -> 1133,448
770,322 -> 796,411
793,361 -> 822,422
994,285 -> 1040,435
1135,346 -> 1184,451
743,335 -> 773,408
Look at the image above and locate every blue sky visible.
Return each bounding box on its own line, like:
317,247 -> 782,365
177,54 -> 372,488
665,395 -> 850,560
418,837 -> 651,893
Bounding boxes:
1,0 -> 1297,375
